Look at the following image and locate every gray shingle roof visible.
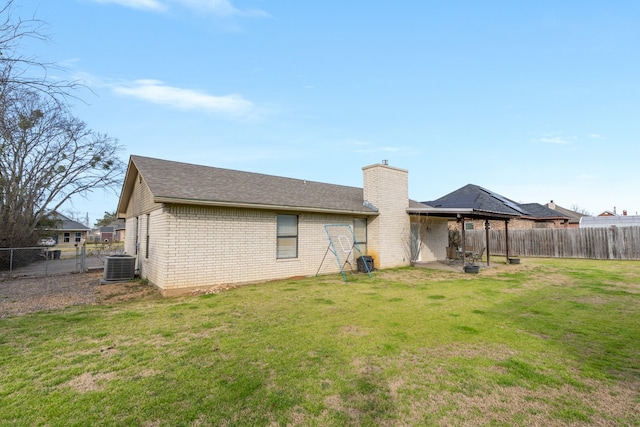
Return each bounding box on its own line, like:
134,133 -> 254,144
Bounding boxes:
47,211 -> 90,231
547,203 -> 589,223
519,203 -> 569,220
423,184 -> 529,216
127,156 -> 378,215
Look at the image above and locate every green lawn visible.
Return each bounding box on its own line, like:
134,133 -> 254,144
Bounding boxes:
1,259 -> 639,426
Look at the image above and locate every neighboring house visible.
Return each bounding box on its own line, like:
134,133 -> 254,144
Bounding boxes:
423,184 -> 571,230
116,156 -> 448,294
89,220 -> 126,243
99,226 -> 114,242
518,203 -> 571,228
43,211 -> 90,246
545,201 -> 590,228
114,220 -> 126,242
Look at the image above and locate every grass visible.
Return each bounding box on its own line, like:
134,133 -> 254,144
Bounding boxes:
1,258 -> 639,426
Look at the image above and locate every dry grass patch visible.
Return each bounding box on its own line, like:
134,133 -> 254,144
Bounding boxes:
62,371 -> 116,393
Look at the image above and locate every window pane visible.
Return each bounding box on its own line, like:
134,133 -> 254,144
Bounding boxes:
277,237 -> 297,258
353,218 -> 367,243
277,215 -> 298,258
277,215 -> 297,236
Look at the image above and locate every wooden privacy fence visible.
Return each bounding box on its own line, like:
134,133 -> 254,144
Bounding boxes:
465,226 -> 640,260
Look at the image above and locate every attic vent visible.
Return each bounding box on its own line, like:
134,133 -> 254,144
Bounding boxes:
101,255 -> 136,284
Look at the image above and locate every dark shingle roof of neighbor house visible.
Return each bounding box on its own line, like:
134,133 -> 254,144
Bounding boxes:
120,155 -> 380,215
547,203 -> 589,224
519,203 -> 569,220
423,184 -> 530,216
48,211 -> 90,231
422,185 -> 573,221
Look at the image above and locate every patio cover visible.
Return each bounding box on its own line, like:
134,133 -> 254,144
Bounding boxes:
407,200 -> 521,265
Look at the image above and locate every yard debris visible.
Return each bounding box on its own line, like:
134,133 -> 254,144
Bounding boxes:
191,284 -> 238,295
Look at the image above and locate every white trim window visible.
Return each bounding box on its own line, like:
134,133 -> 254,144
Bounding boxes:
277,214 -> 298,259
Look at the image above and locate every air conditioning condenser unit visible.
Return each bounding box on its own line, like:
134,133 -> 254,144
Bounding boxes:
100,255 -> 136,284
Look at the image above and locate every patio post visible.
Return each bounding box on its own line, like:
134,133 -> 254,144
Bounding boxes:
485,220 -> 491,266
461,217 -> 466,265
505,219 -> 510,261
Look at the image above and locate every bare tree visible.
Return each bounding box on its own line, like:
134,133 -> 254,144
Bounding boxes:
0,1 -> 124,247
0,81 -> 124,247
0,1 -> 81,100
571,204 -> 592,216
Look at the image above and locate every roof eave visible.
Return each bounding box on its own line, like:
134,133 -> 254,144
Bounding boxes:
407,207 -> 475,215
155,196 -> 380,216
116,157 -> 139,219
407,206 -> 519,220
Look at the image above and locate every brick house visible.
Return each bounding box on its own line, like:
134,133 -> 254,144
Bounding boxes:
116,156 -> 450,294
545,201 -> 589,228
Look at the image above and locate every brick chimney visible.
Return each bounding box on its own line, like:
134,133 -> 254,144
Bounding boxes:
362,162 -> 409,268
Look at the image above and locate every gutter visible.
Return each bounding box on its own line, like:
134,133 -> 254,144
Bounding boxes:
154,197 -> 380,216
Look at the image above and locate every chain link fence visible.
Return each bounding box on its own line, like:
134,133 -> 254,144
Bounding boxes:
0,243 -> 125,281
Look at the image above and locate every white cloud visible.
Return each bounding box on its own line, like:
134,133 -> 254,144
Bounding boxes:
177,0 -> 270,17
112,79 -> 256,119
176,0 -> 239,16
89,0 -> 167,11
530,132 -> 578,145
87,0 -> 269,17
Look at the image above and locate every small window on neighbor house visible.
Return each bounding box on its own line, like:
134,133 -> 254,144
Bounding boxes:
277,214 -> 298,259
353,218 -> 367,254
63,232 -> 70,243
464,222 -> 475,231
74,232 -> 82,243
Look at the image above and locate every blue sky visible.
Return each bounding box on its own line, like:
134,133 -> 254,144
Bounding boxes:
16,0 -> 640,224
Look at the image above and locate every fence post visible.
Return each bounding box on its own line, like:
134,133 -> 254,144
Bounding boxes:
9,248 -> 14,279
75,244 -> 86,273
81,243 -> 86,273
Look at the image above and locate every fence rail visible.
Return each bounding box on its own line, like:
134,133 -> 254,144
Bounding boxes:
466,226 -> 640,260
0,243 -> 124,280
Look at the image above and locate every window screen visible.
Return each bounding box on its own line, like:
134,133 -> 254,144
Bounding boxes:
277,214 -> 298,259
